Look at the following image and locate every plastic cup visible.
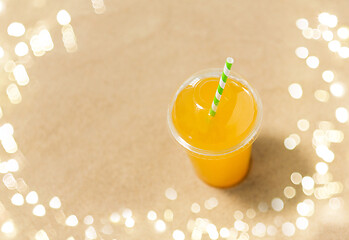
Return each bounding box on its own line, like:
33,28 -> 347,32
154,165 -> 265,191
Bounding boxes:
167,68 -> 263,188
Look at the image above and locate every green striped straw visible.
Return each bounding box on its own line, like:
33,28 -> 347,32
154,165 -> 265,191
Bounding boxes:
209,57 -> 234,117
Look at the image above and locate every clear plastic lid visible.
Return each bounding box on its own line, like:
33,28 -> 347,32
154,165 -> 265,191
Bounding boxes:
167,68 -> 263,157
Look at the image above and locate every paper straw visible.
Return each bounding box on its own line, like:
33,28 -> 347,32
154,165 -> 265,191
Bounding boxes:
209,57 -> 234,117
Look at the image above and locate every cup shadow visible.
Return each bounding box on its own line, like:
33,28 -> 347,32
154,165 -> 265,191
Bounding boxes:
221,133 -> 314,206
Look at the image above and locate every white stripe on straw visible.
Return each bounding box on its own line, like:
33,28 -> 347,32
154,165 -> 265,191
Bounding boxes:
223,65 -> 230,76
211,102 -> 218,112
215,91 -> 221,100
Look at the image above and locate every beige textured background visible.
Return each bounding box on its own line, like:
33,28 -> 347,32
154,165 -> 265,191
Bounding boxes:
0,0 -> 348,239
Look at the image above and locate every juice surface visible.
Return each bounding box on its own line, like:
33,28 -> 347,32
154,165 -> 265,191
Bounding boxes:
172,77 -> 257,152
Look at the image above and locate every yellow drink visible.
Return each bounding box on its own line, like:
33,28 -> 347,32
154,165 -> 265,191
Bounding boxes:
168,69 -> 262,188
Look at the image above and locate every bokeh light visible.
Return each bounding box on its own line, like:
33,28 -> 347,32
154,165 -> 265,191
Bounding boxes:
102,225 -> 113,235
164,209 -> 174,222
0,123 -> 14,138
39,29 -> 54,51
11,193 -> 24,206
3,173 -> 17,189
316,162 -> 328,175
318,12 -> 337,28
91,0 -> 106,14
290,133 -> 300,145
85,226 -> 97,239
234,210 -> 243,220
26,191 -> 38,204
322,70 -> 334,83
329,197 -> 342,210
284,137 -> 297,150
155,219 -> 166,232
35,230 -> 49,240
206,223 -> 219,239
84,215 -> 94,225
33,204 -> 46,217
13,64 -> 30,86
302,176 -> 315,190
306,56 -> 319,68
297,202 -> 310,216
30,29 -> 54,56
291,172 -> 302,185
312,29 -> 321,39
6,84 -> 22,104
110,212 -> 120,223
288,83 -> 303,99
62,25 -> 78,52
147,210 -> 157,221
172,230 -> 185,240
296,18 -> 308,30
267,225 -> 277,236
338,47 -> 349,58
7,22 -> 25,37
296,217 -> 308,230
316,145 -> 334,162
297,119 -> 310,131
239,232 -> 249,240
204,197 -> 218,210
65,215 -> 79,227
219,227 -> 230,238
326,130 -> 344,143
122,208 -> 132,218
125,217 -> 135,228
1,135 -> 17,153
258,202 -> 268,212
271,198 -> 284,212
328,40 -> 341,52
335,107 -> 349,123
282,222 -> 295,236
7,159 -> 19,172
322,30 -> 333,41
1,220 -> 15,235
314,90 -> 329,102
246,209 -> 256,219
0,159 -> 18,174
191,203 -> 200,214
252,223 -> 266,237
284,186 -> 296,199
302,28 -> 313,39
49,196 -> 61,209
15,42 -> 29,56
101,225 -> 112,235
57,9 -> 71,25
165,188 -> 177,200
337,27 -> 349,39
295,47 -> 309,59
186,219 -> 195,232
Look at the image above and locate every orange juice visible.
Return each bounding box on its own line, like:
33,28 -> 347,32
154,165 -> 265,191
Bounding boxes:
168,69 -> 262,188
